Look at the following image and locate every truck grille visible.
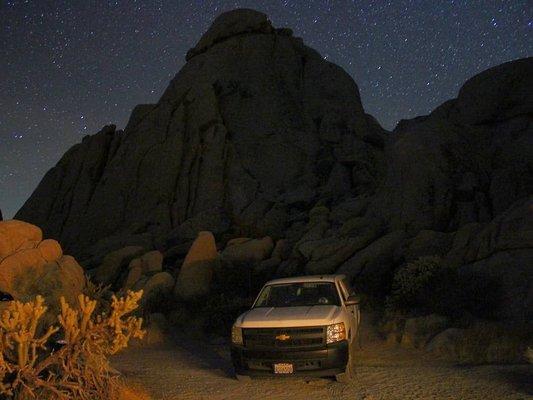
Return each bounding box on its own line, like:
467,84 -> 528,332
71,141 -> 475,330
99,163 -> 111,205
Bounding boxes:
243,327 -> 325,349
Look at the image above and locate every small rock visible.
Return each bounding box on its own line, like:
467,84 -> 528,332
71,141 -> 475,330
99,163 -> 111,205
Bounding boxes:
401,314 -> 449,349
426,328 -> 464,356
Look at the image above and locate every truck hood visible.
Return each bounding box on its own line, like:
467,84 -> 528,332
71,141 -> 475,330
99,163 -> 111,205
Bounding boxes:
236,306 -> 342,328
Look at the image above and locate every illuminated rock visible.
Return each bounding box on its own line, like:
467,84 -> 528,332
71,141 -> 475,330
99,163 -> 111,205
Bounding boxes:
0,220 -> 85,312
174,231 -> 219,300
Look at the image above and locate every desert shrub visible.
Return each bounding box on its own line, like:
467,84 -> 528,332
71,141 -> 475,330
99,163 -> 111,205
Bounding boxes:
386,256 -> 500,319
83,277 -> 112,313
0,291 -> 145,400
387,256 -> 450,315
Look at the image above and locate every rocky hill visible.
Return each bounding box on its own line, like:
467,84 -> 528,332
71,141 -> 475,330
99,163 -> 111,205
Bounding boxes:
15,9 -> 532,322
17,9 -> 386,260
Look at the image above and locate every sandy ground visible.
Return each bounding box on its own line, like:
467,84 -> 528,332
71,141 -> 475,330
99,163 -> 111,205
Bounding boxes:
112,330 -> 532,400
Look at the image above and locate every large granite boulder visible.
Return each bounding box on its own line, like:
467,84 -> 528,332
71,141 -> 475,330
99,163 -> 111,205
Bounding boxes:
16,8 -> 386,262
141,272 -> 175,307
174,231 -> 219,300
91,245 -> 145,287
0,219 -> 43,259
221,236 -> 274,263
0,220 -> 86,312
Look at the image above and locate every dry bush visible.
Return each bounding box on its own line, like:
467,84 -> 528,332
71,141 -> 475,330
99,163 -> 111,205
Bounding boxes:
82,277 -> 112,314
0,290 -> 145,399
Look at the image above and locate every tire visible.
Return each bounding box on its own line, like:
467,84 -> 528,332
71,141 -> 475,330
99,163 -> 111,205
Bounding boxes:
235,373 -> 252,382
335,343 -> 355,383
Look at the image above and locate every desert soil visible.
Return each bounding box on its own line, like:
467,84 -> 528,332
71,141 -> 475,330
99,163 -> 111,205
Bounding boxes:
113,325 -> 532,400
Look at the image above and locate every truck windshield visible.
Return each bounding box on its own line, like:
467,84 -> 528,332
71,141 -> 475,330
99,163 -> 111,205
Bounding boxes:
254,282 -> 341,307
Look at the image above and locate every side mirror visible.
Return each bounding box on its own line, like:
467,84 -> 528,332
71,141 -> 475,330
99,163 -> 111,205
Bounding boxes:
344,295 -> 360,306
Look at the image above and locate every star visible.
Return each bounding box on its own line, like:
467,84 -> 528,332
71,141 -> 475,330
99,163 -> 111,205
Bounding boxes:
0,0 -> 530,218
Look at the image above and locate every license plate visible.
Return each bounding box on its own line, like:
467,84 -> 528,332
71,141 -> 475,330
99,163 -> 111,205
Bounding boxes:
273,363 -> 293,374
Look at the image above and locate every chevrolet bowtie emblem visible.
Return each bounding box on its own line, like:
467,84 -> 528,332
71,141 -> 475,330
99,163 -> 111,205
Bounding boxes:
276,334 -> 290,341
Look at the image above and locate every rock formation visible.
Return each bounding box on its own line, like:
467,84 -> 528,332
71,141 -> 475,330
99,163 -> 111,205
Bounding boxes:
370,57 -> 532,234
16,8 -> 386,261
0,220 -> 86,315
14,9 -> 532,321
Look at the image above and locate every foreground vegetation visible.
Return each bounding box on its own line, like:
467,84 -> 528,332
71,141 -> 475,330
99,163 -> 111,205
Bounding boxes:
0,291 -> 145,399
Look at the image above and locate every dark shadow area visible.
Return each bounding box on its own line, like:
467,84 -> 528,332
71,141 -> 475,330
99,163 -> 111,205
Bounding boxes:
169,332 -> 235,379
496,366 -> 533,396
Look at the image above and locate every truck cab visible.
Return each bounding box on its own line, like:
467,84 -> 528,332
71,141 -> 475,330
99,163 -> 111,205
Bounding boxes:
231,274 -> 360,382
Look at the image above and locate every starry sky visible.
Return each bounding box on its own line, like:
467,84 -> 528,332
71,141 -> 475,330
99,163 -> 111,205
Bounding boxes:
0,1 -> 531,218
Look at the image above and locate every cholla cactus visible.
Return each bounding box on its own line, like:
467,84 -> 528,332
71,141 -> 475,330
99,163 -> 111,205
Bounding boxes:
0,290 -> 145,399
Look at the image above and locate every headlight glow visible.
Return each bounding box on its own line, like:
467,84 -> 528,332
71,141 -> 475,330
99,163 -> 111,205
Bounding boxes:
326,322 -> 346,344
232,325 -> 243,345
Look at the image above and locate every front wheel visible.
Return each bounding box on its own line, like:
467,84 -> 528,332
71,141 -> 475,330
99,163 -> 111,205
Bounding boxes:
335,344 -> 355,383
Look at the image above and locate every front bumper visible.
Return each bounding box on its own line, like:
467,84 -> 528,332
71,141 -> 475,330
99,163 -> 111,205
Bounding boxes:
231,340 -> 349,377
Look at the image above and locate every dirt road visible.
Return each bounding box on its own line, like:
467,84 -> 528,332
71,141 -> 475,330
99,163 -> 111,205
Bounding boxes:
113,334 -> 532,400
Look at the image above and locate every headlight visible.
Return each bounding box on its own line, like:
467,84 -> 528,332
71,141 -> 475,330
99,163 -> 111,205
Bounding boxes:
326,322 -> 346,344
231,325 -> 243,345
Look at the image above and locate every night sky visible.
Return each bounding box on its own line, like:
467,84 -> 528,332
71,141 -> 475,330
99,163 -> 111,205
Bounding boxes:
1,1 -> 531,218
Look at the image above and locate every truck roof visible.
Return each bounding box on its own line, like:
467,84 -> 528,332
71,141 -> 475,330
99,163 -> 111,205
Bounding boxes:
264,274 -> 346,285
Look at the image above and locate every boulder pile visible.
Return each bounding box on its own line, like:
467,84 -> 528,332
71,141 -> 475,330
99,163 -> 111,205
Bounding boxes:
12,9 -> 532,322
0,220 -> 86,312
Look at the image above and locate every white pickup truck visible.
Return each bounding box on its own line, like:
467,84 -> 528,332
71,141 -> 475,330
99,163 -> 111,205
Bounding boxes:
231,274 -> 360,382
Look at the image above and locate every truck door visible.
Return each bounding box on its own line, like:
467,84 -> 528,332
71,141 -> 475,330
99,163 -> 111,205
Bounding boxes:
339,278 -> 360,343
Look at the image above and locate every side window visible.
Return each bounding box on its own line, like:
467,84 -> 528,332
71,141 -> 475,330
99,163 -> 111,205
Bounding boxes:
338,280 -> 349,301
340,278 -> 355,300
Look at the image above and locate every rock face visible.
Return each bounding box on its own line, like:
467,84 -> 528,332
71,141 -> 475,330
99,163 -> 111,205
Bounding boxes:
452,198 -> 533,321
371,58 -> 532,234
16,8 -> 385,261
13,9 -> 533,321
0,220 -> 86,312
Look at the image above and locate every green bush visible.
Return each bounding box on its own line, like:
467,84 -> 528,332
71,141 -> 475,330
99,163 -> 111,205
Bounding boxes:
386,256 -> 501,319
387,256 -> 448,314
